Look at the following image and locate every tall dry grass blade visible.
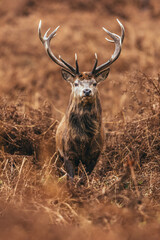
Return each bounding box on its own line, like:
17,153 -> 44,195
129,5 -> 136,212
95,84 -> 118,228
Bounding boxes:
13,157 -> 26,197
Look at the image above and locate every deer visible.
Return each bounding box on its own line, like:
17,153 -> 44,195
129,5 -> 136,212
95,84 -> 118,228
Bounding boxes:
38,19 -> 124,180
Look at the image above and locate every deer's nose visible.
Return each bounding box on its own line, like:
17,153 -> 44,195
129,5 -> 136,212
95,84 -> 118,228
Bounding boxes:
83,89 -> 91,96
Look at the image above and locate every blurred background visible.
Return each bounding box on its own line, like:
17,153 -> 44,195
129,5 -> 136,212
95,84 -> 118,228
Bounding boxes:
0,0 -> 160,121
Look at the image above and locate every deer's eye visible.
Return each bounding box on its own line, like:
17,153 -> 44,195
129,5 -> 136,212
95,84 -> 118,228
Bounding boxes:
74,83 -> 79,87
93,82 -> 97,87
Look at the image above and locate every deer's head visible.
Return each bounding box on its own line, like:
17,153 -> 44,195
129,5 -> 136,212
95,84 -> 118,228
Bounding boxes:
61,69 -> 110,103
38,19 -> 124,104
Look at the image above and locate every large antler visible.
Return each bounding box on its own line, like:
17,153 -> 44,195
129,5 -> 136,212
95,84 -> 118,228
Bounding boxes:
91,19 -> 125,75
38,20 -> 79,75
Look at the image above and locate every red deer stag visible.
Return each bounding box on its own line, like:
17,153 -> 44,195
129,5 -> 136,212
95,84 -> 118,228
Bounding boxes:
38,19 -> 124,179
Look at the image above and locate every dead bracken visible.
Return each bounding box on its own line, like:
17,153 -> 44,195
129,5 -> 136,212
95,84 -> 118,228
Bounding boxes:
0,1 -> 160,240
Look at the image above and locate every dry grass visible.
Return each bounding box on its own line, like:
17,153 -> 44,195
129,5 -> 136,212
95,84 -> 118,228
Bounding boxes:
0,0 -> 160,239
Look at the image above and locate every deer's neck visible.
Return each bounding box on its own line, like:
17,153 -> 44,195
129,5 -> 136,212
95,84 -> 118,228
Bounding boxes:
66,94 -> 102,138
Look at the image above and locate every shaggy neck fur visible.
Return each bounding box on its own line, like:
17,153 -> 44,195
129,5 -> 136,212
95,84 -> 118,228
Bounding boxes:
66,93 -> 102,142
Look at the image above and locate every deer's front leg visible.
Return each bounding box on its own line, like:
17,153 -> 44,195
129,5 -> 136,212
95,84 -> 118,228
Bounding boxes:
85,151 -> 101,175
64,157 -> 75,179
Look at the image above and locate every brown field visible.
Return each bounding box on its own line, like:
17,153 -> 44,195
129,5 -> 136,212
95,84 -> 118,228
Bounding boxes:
0,0 -> 160,239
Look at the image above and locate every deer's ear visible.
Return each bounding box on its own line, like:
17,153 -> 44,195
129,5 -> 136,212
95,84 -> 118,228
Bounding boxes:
95,68 -> 110,83
61,69 -> 75,83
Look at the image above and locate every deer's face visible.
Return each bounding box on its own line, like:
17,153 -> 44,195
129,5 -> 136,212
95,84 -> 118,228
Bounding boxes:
73,73 -> 98,102
61,69 -> 110,103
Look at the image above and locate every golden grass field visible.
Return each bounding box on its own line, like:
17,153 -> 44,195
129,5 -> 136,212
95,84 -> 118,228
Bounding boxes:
0,0 -> 159,239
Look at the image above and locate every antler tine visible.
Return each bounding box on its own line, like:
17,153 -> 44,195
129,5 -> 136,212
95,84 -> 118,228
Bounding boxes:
38,20 -> 44,43
92,19 -> 125,75
91,53 -> 98,74
59,53 -> 79,75
38,20 -> 76,74
38,20 -> 59,46
116,18 -> 125,43
75,53 -> 79,75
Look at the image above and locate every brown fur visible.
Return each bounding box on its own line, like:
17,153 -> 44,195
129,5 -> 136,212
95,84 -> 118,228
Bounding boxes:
56,72 -> 105,178
78,72 -> 92,80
